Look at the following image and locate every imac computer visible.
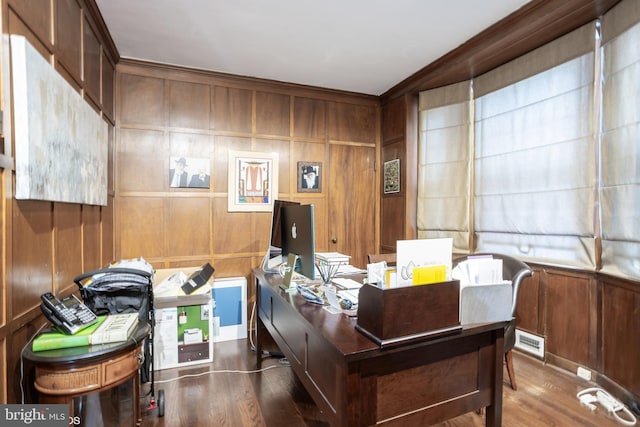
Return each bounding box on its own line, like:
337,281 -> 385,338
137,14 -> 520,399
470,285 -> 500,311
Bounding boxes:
281,204 -> 315,280
263,200 -> 300,271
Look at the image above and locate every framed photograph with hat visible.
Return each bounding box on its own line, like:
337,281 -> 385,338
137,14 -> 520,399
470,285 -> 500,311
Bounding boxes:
169,156 -> 211,189
297,161 -> 322,193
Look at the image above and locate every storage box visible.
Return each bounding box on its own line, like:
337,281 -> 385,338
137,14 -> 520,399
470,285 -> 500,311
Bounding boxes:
153,271 -> 214,370
356,280 -> 461,347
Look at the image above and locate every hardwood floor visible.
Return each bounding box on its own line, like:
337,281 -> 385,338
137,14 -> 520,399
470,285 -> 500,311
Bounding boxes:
140,339 -> 629,426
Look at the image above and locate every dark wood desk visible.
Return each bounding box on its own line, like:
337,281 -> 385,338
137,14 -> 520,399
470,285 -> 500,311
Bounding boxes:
23,321 -> 151,426
254,269 -> 505,426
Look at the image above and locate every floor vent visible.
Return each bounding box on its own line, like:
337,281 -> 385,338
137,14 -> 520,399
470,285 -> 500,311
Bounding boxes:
515,329 -> 545,359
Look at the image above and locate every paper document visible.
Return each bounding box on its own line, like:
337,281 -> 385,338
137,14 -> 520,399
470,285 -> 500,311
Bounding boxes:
332,277 -> 363,290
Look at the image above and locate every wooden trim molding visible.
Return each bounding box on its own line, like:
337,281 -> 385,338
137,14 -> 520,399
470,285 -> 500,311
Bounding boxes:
381,0 -> 621,102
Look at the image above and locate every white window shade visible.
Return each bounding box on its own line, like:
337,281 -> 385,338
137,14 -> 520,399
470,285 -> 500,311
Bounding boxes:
418,81 -> 472,253
600,0 -> 640,279
473,23 -> 598,268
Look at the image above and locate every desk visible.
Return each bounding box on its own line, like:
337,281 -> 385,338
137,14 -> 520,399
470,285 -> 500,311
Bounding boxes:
23,321 -> 151,426
254,269 -> 505,426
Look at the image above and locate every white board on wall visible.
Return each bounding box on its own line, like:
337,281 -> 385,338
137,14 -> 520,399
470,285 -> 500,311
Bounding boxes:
10,35 -> 108,206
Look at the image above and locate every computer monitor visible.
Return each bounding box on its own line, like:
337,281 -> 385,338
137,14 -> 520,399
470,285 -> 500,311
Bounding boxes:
262,200 -> 301,272
270,199 -> 300,252
281,204 -> 315,280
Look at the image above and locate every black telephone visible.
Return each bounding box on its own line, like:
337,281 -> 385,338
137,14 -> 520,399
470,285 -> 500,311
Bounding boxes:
40,292 -> 98,335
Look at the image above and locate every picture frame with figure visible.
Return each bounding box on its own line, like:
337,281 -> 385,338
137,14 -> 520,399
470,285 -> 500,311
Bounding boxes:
297,161 -> 322,193
227,150 -> 279,212
169,156 -> 211,189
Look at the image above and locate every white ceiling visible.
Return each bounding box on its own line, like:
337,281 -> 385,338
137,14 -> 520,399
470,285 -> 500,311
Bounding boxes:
95,0 -> 531,96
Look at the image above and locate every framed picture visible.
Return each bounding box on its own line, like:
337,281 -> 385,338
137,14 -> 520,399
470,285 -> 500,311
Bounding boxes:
384,159 -> 400,194
169,156 -> 211,189
297,161 -> 322,193
228,150 -> 279,212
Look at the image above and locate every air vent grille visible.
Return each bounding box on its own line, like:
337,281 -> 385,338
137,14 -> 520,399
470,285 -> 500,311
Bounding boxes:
515,329 -> 545,359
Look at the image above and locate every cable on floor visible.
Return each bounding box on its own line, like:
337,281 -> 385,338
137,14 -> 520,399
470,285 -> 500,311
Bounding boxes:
154,359 -> 291,385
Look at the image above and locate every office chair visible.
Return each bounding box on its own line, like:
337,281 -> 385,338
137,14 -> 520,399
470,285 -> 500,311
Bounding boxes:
452,253 -> 533,390
367,253 -> 397,266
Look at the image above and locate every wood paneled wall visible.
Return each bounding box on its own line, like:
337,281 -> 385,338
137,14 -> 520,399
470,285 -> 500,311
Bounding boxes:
1,0 -> 117,404
114,61 -> 378,315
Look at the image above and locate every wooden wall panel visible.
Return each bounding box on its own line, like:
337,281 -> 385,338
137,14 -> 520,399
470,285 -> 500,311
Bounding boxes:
83,15 -> 101,107
514,267 -> 542,334
102,53 -> 115,122
293,97 -> 326,139
118,129 -> 167,192
167,197 -> 211,257
55,0 -> 82,86
169,81 -> 211,130
119,74 -> 165,126
381,96 -> 404,143
117,198 -> 165,259
328,102 -> 377,143
7,7 -> 50,60
7,0 -> 53,48
212,198 -> 253,255
213,86 -> 252,132
12,200 -> 53,315
82,205 -> 102,272
53,202 -> 83,293
380,194 -> 404,252
602,278 -> 640,395
545,270 -> 592,366
101,197 -> 115,265
255,91 -> 290,136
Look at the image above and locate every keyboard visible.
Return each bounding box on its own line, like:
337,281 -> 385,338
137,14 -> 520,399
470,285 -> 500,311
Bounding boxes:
332,277 -> 363,290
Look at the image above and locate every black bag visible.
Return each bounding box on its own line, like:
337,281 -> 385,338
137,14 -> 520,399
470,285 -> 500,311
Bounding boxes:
74,267 -> 153,322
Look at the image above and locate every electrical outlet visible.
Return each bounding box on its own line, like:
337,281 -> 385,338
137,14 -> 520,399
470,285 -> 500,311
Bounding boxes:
577,366 -> 592,381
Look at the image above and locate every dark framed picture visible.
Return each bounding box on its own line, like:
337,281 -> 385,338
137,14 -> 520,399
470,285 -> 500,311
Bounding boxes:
297,162 -> 322,193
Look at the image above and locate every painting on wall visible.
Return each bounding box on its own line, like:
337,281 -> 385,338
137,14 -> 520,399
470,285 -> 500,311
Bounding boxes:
11,35 -> 108,206
297,161 -> 322,193
169,156 -> 210,188
227,150 -> 278,212
384,159 -> 400,194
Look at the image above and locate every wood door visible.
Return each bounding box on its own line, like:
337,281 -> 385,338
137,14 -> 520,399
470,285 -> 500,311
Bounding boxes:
327,144 -> 376,268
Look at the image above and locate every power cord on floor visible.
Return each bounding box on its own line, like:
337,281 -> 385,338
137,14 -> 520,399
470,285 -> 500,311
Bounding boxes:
154,358 -> 290,385
249,299 -> 284,358
577,387 -> 637,426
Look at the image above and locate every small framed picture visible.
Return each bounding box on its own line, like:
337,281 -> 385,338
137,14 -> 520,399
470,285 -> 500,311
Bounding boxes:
201,304 -> 210,321
384,159 -> 400,194
297,161 -> 322,193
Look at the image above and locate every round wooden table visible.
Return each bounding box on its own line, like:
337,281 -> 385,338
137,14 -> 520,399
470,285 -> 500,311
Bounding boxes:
23,321 -> 151,426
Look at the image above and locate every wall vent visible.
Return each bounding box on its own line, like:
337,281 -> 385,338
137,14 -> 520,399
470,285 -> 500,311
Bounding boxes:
515,329 -> 545,359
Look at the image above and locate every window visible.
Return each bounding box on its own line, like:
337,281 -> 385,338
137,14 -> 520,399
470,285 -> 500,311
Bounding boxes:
418,82 -> 472,253
599,0 -> 640,279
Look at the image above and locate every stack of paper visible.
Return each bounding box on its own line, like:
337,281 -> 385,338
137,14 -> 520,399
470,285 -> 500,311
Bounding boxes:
315,252 -> 350,264
452,256 -> 503,285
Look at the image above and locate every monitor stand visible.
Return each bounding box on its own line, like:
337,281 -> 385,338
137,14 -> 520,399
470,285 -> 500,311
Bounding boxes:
280,253 -> 299,291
